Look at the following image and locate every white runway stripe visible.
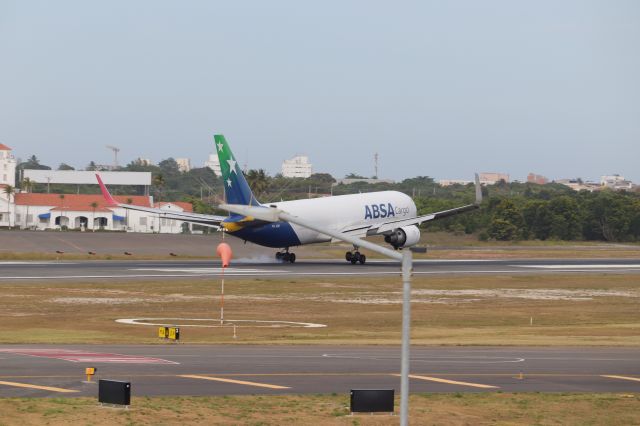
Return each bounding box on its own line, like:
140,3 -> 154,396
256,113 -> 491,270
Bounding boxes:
518,264 -> 640,269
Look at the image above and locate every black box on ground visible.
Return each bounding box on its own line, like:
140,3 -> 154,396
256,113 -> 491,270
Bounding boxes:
98,380 -> 131,406
350,389 -> 394,413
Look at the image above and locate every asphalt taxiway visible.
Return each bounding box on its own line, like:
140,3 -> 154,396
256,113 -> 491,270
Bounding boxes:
1,258 -> 640,280
0,345 -> 638,397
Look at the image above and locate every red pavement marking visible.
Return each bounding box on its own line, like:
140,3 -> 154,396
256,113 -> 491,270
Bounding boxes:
0,349 -> 178,365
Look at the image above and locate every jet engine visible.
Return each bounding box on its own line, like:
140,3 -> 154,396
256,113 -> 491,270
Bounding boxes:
384,225 -> 421,249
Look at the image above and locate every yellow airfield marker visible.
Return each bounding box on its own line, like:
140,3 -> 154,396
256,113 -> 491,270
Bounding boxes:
179,374 -> 290,389
398,374 -> 499,389
601,375 -> 640,383
0,380 -> 79,393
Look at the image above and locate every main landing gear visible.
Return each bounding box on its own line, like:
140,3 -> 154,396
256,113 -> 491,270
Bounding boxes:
275,250 -> 296,263
345,250 -> 366,265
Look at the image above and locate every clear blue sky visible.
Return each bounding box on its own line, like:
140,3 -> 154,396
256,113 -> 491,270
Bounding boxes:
1,1 -> 638,182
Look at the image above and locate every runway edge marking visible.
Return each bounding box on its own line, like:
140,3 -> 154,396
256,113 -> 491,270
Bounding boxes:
0,380 -> 79,393
601,375 -> 640,383
179,374 -> 290,389
396,374 -> 499,389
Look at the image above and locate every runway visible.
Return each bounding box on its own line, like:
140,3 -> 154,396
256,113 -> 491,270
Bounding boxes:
0,345 -> 638,397
1,258 -> 640,280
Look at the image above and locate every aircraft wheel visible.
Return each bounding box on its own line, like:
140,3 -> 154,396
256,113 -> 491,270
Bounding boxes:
275,252 -> 282,260
289,253 -> 296,263
345,251 -> 352,262
350,251 -> 360,265
283,253 -> 291,262
359,254 -> 366,265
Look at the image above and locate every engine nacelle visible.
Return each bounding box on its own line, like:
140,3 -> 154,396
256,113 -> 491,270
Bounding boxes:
384,225 -> 421,249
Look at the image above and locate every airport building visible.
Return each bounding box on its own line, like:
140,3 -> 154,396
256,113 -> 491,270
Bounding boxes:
12,193 -> 193,233
0,144 -> 17,227
281,155 -> 312,178
2,167 -> 195,233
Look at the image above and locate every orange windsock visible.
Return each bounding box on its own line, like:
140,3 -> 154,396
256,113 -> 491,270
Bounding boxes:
216,242 -> 233,268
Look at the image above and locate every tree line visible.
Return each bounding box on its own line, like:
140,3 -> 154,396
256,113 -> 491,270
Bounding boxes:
13,155 -> 640,242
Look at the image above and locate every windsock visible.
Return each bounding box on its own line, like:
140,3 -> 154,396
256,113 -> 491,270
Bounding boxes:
216,242 -> 233,268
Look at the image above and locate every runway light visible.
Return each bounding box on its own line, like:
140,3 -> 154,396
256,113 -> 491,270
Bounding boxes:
55,250 -> 64,254
124,252 -> 132,256
88,251 -> 96,255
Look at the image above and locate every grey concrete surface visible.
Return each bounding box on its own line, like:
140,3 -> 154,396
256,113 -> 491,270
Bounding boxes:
0,345 -> 638,397
2,258 -> 640,280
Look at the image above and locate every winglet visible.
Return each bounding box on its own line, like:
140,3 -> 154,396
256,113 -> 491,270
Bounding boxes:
474,173 -> 482,205
96,174 -> 118,206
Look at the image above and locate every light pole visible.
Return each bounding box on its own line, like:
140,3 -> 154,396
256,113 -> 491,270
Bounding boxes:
219,203 -> 413,426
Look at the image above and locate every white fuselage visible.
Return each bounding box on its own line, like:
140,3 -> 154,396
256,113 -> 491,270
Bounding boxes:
270,191 -> 417,245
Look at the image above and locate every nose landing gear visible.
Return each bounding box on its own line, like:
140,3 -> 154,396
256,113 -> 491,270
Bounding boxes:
275,250 -> 296,263
345,250 -> 366,265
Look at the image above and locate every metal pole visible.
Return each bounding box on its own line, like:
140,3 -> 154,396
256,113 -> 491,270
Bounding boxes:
400,249 -> 412,426
220,267 -> 225,325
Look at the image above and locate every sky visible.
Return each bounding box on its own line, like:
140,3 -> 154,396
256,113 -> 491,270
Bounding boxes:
1,1 -> 638,182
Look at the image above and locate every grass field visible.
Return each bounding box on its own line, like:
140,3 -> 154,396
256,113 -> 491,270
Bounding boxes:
1,274 -> 638,346
0,393 -> 638,425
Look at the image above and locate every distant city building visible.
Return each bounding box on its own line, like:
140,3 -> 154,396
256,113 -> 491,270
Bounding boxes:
527,173 -> 548,185
600,174 -> 633,190
556,178 -> 600,192
134,157 -> 153,166
204,153 -> 221,176
281,155 -> 312,178
175,158 -> 191,173
0,143 -> 17,187
479,172 -> 510,185
439,179 -> 472,187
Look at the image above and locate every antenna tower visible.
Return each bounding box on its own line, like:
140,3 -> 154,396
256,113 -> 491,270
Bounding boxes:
374,152 -> 379,178
106,145 -> 121,168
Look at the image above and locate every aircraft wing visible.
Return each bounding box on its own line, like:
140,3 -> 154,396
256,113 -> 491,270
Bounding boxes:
341,174 -> 482,236
96,174 -> 227,228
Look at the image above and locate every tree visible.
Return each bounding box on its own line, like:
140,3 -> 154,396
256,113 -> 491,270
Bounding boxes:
153,174 -> 166,203
582,192 -> 634,241
20,177 -> 34,193
20,178 -> 34,228
3,185 -> 14,228
344,173 -> 366,179
487,199 -> 525,240
58,163 -> 75,171
522,200 -> 553,240
90,201 -> 98,232
86,161 -> 98,171
158,158 -> 180,177
125,198 -> 133,229
548,196 -> 581,240
246,169 -> 269,199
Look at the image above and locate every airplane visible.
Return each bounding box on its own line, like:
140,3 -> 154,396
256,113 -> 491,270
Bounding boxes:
96,134 -> 482,264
